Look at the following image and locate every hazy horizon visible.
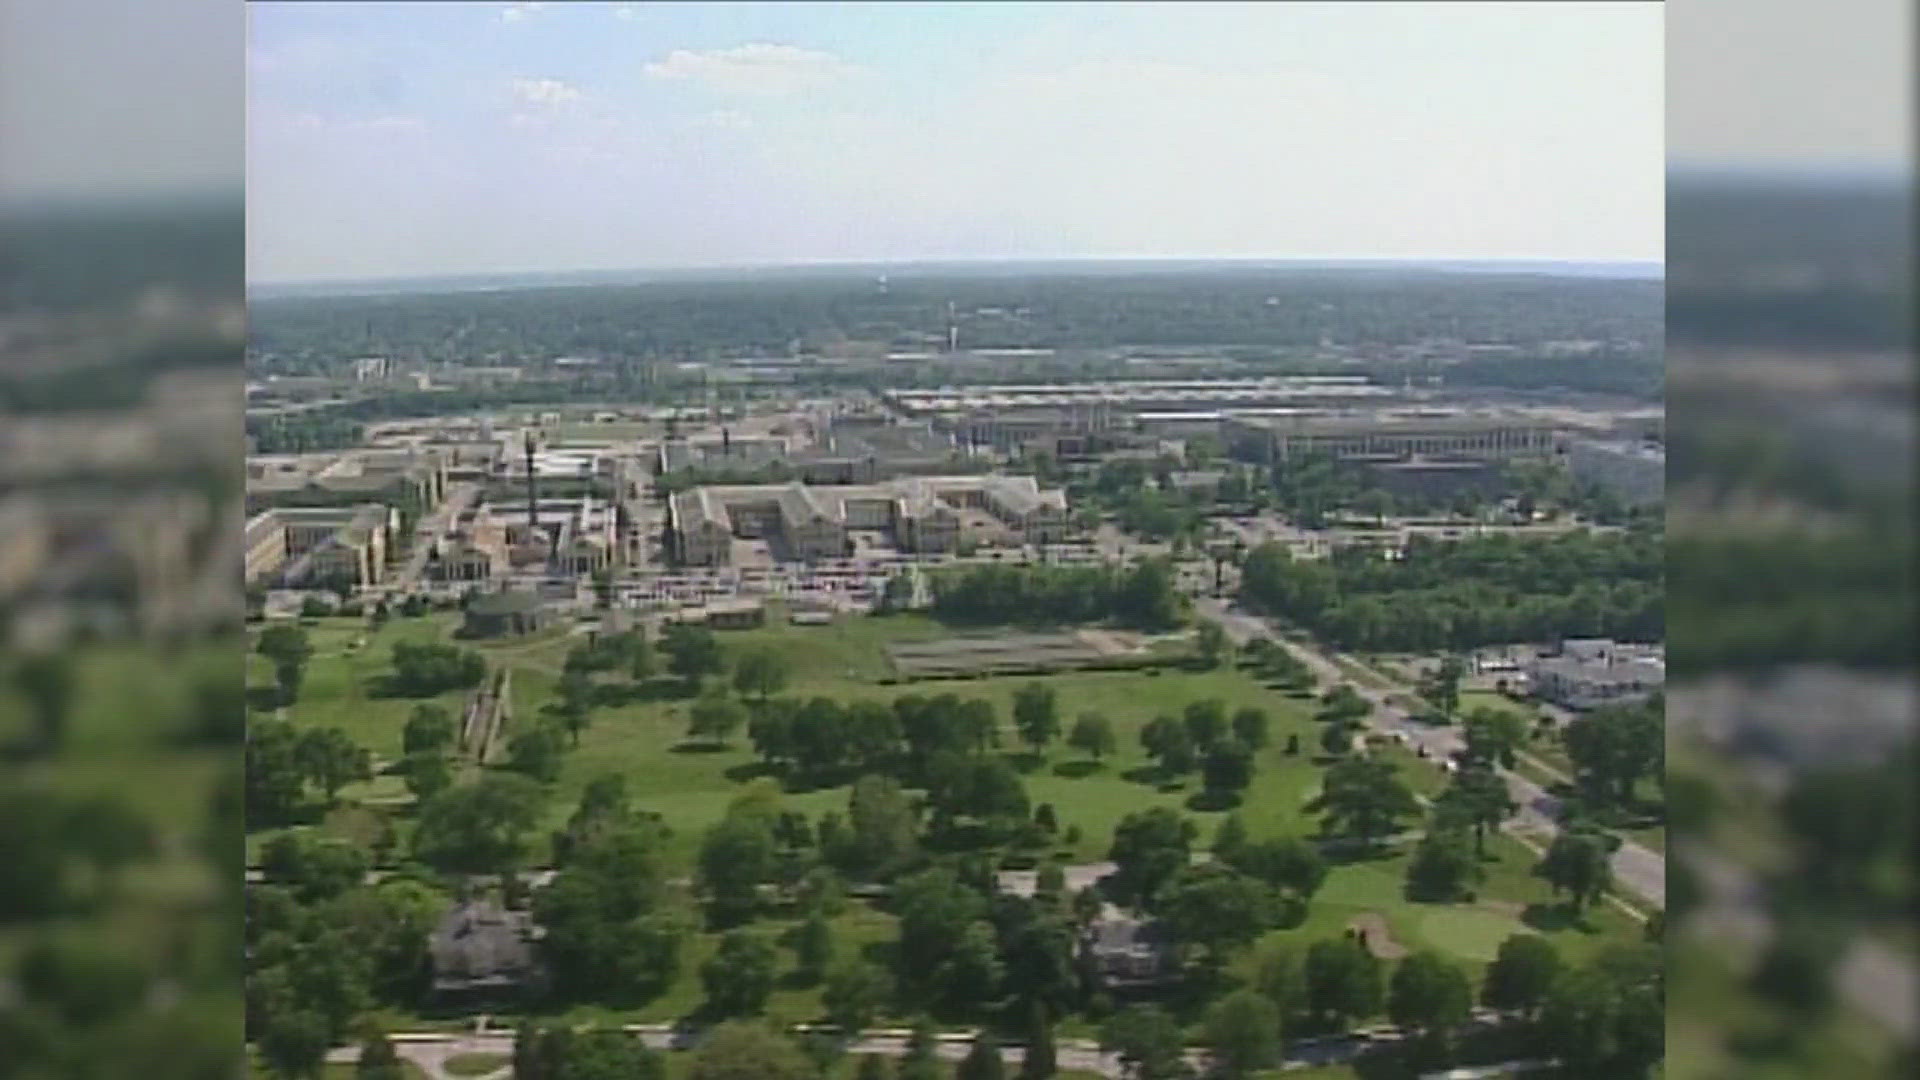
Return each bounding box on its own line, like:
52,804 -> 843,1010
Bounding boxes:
247,1 -> 1666,283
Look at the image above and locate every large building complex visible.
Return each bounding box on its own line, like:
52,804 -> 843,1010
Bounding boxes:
669,475 -> 1068,566
1567,438 -> 1665,507
246,447 -> 448,515
246,504 -> 394,588
1223,407 -> 1562,463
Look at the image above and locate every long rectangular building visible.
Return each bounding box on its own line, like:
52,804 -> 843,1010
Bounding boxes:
669,475 -> 1068,566
1223,408 -> 1561,463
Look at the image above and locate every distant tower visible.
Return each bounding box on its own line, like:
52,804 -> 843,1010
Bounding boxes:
722,426 -> 732,456
523,431 -> 538,534
946,301 -> 958,354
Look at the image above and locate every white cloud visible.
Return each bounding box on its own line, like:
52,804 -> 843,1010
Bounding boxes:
500,3 -> 547,24
690,110 -> 754,132
509,77 -> 583,108
643,43 -> 862,97
614,5 -> 640,20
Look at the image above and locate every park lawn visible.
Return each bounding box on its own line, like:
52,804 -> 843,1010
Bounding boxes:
249,1058 -> 428,1079
525,617 -> 1325,875
258,613 -> 474,764
442,1050 -> 509,1075
1458,690 -> 1540,724
1235,830 -> 1643,997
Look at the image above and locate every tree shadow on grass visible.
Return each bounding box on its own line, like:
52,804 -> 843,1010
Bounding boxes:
1522,901 -> 1595,934
245,686 -> 284,712
1121,765 -> 1162,786
1053,760 -> 1104,779
724,760 -> 780,784
1184,790 -> 1242,813
1002,751 -> 1047,774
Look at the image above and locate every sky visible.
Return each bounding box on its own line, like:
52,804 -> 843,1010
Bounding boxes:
240,1 -> 1679,283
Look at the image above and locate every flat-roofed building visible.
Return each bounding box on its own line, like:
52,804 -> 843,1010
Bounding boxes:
244,510 -> 289,585
1567,438 -> 1665,507
267,504 -> 394,588
1224,408 -> 1560,464
1524,639 -> 1664,710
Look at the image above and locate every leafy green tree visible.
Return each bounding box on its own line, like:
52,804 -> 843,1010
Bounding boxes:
1161,866 -> 1277,967
260,830 -> 369,902
688,693 -> 749,746
856,1056 -> 892,1080
411,774 -> 546,874
697,813 -> 777,926
402,751 -> 453,804
1200,739 -> 1254,802
663,623 -> 726,686
1140,716 -> 1196,776
1481,934 -> 1562,1016
402,704 -> 456,756
732,648 -> 790,704
1204,989 -> 1283,1078
1194,620 -> 1232,668
1405,825 -> 1481,903
1068,712 -> 1116,761
1537,945 -> 1663,1079
1461,709 -> 1527,770
1013,682 -> 1061,751
1434,764 -> 1515,857
822,960 -> 892,1032
957,1031 -> 1005,1080
1107,807 -> 1197,908
685,1021 -> 814,1080
258,1006 -> 329,1079
701,931 -> 779,1017
354,1025 -> 404,1080
1305,936 -> 1383,1029
1099,1004 -> 1192,1080
1537,830 -> 1615,912
1388,951 -> 1473,1033
1182,700 -> 1228,752
1308,758 -> 1419,848
1253,943 -> 1308,1018
838,774 -> 918,878
1222,835 -> 1327,900
897,1019 -> 942,1080
1020,1003 -> 1058,1079
507,720 -> 568,783
296,727 -> 372,803
1230,706 -> 1270,750
790,914 -> 833,981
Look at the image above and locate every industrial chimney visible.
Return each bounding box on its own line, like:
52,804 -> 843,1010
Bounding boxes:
523,431 -> 538,534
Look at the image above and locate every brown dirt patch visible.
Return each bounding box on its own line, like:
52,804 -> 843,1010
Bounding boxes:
1077,628 -> 1141,656
1347,912 -> 1410,960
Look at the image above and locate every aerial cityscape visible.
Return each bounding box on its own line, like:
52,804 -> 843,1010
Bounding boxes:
225,3 -> 1673,1079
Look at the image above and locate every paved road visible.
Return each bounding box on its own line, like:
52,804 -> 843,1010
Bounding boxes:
1195,599 -> 1665,912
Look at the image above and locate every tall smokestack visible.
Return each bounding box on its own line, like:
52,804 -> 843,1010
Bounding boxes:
524,431 -> 538,533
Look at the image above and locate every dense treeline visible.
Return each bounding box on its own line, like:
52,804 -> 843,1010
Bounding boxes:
1239,527 -> 1663,651
248,268 -> 1658,369
247,412 -> 365,454
929,560 -> 1183,630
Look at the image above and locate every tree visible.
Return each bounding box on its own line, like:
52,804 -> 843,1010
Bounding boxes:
688,693 -> 749,746
701,931 -> 778,1017
1428,656 -> 1464,719
1020,1003 -> 1058,1079
1140,716 -> 1195,776
1388,951 -> 1472,1033
1194,620 -> 1231,668
1068,712 -> 1116,761
402,704 -> 456,756
507,720 -> 568,783
1203,989 -> 1283,1078
791,914 -> 833,981
1461,709 -> 1527,771
1107,807 -> 1197,908
258,1006 -> 329,1079
840,774 -> 918,878
1537,830 -> 1614,912
897,1019 -> 942,1080
1319,721 -> 1357,758
296,727 -> 372,803
1405,826 -> 1481,903
1481,934 -> 1562,1016
1182,700 -> 1228,753
354,1026 -> 404,1080
247,718 -> 311,826
1161,866 -> 1277,966
411,774 -> 546,874
1434,764 -> 1515,857
686,1021 -> 814,1080
732,648 -> 790,704
554,671 -> 594,746
1222,836 -> 1326,900
1212,814 -> 1249,863
957,1032 -> 1005,1080
1200,739 -> 1254,802
698,813 -> 777,925
856,1056 -> 893,1080
1305,936 -> 1383,1028
822,960 -> 892,1033
1536,946 -> 1663,1079
1564,703 -> 1663,809
402,751 -> 452,804
630,633 -> 656,681
1099,1004 -> 1191,1080
257,623 -> 314,667
1230,706 -> 1270,750
663,623 -> 726,686
1013,682 -> 1061,752
260,830 -> 369,902
1253,943 -> 1308,1018
1308,758 -> 1419,848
